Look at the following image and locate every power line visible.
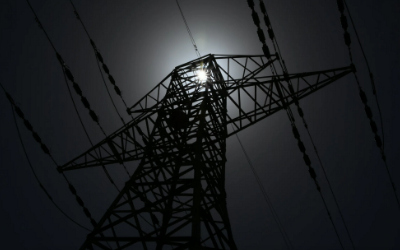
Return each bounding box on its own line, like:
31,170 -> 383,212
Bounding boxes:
24,0 -> 124,190
343,0 -> 385,150
232,125 -> 293,250
68,0 -> 134,177
255,1 -> 357,248
176,0 -> 201,58
60,70 -> 122,192
69,0 -> 133,124
336,0 -> 400,211
24,1 -> 164,237
0,82 -> 95,230
247,1 -> 346,248
11,105 -> 91,232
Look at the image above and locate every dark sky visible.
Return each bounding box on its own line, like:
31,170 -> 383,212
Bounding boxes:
0,0 -> 399,249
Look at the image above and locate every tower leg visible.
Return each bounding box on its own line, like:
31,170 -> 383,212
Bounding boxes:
82,67 -> 237,250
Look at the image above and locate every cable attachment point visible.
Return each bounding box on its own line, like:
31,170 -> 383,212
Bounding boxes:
74,10 -> 80,19
34,17 -> 43,29
56,53 -> 65,66
350,63 -> 356,72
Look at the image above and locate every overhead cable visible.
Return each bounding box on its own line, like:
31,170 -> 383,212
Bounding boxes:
0,82 -> 95,230
176,0 -> 201,58
233,125 -> 293,250
69,0 -> 133,123
257,1 -> 356,248
25,0 -> 125,188
336,0 -> 400,211
246,1 -> 345,248
68,0 -> 133,177
343,0 -> 385,149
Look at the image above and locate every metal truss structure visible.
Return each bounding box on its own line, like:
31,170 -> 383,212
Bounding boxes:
60,54 -> 352,249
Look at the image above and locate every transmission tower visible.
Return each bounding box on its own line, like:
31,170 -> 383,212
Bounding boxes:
59,54 -> 352,249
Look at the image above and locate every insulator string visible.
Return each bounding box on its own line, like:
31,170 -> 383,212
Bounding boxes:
68,0 -> 133,121
60,70 -> 122,192
1,82 -> 96,230
10,105 -> 91,231
258,0 -> 356,247
25,0 -> 124,189
247,1 -> 346,248
342,0 -> 385,149
289,120 -> 345,249
92,58 -> 131,177
296,107 -> 356,250
68,0 -> 132,177
25,0 -> 105,135
335,0 -> 400,211
246,0 -> 273,61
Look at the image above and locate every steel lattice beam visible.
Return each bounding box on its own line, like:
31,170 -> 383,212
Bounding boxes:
70,54 -> 353,249
59,55 -> 352,173
69,55 -> 352,249
81,56 -> 237,249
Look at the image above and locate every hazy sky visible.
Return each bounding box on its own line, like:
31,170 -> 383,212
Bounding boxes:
0,0 -> 399,249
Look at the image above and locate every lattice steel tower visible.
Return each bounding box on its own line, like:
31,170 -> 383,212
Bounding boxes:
59,54 -> 352,249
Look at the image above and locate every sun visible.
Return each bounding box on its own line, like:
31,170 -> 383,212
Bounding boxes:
197,70 -> 208,82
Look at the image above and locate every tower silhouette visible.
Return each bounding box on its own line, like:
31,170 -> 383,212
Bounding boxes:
59,54 -> 352,249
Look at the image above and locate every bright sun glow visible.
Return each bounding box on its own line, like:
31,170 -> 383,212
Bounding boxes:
197,70 -> 207,82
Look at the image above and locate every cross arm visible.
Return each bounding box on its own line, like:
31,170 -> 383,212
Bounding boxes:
58,72 -> 177,172
225,65 -> 354,137
57,111 -> 157,172
58,55 -> 352,172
